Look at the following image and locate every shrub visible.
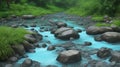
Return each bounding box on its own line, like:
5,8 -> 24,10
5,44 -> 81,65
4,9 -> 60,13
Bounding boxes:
0,26 -> 28,60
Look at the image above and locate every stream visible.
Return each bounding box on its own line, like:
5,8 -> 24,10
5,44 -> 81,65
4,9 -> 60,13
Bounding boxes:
0,13 -> 120,67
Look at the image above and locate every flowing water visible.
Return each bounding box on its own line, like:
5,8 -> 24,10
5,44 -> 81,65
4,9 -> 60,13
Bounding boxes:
18,20 -> 120,67
1,13 -> 120,67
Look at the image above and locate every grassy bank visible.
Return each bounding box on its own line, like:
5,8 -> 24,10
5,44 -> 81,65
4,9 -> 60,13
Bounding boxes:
66,0 -> 120,27
0,26 -> 28,60
0,4 -> 63,18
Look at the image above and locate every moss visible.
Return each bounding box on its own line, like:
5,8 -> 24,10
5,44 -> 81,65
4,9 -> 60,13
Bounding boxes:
0,26 -> 28,60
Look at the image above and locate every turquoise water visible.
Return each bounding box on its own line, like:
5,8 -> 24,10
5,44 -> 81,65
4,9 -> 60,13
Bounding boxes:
17,20 -> 120,67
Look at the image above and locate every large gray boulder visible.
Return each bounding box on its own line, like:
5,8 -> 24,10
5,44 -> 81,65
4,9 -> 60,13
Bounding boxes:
101,32 -> 120,43
56,50 -> 81,63
109,51 -> 120,63
86,26 -> 113,35
54,27 -> 79,40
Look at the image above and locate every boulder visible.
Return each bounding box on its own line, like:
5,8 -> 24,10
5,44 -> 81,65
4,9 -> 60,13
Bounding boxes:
11,44 -> 25,56
56,50 -> 81,63
94,35 -> 102,41
24,34 -> 37,43
5,64 -> 13,67
86,26 -> 113,35
47,46 -> 56,51
22,15 -> 36,19
101,32 -> 120,43
22,40 -> 35,51
54,27 -> 79,40
56,22 -> 67,28
97,47 -> 111,58
21,59 -> 32,67
8,56 -> 18,62
109,51 -> 120,63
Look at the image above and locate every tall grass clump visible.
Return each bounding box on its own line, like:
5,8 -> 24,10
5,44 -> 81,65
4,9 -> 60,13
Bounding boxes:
0,26 -> 28,60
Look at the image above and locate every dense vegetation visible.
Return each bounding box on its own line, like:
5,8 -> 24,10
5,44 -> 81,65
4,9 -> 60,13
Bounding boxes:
0,26 -> 28,60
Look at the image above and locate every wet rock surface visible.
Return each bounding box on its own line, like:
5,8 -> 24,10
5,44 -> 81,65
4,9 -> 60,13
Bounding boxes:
54,27 -> 80,40
57,50 -> 81,63
101,32 -> 120,43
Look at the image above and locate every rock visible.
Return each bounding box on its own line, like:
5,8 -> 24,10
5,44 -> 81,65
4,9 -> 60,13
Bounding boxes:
95,61 -> 110,67
8,56 -> 18,62
109,51 -> 120,63
101,32 -> 120,43
46,65 -> 58,67
31,61 -> 40,67
22,40 -> 35,51
42,43 -> 47,48
111,25 -> 120,32
76,29 -> 82,33
47,46 -> 55,51
55,27 -> 71,35
11,15 -> 17,18
30,24 -> 36,27
56,22 -> 67,28
86,26 -> 113,35
54,27 -> 79,40
50,28 -> 57,34
84,41 -> 92,46
22,15 -> 36,19
94,35 -> 102,41
97,47 -> 111,58
24,34 -> 37,43
11,44 -> 25,56
56,50 -> 81,63
11,24 -> 19,28
5,64 -> 13,67
21,59 -> 32,67
28,49 -> 35,53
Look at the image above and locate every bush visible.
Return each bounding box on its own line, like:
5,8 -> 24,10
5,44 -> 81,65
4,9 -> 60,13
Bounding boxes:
0,26 -> 28,60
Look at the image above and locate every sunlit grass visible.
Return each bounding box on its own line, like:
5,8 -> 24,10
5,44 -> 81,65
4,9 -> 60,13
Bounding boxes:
0,4 -> 63,18
0,26 -> 28,60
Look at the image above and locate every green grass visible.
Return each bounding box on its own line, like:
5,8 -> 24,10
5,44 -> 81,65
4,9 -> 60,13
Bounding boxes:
92,16 -> 104,21
95,23 -> 111,27
0,26 -> 28,60
112,19 -> 120,26
0,4 -> 63,18
66,0 -> 101,16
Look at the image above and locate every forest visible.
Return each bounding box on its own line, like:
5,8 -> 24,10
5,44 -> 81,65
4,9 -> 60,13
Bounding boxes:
0,0 -> 120,67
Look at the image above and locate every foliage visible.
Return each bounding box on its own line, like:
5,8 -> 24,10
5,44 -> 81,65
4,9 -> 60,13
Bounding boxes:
112,19 -> 120,26
66,0 -> 120,17
0,26 -> 28,60
92,16 -> 104,21
95,23 -> 111,27
0,4 -> 63,18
